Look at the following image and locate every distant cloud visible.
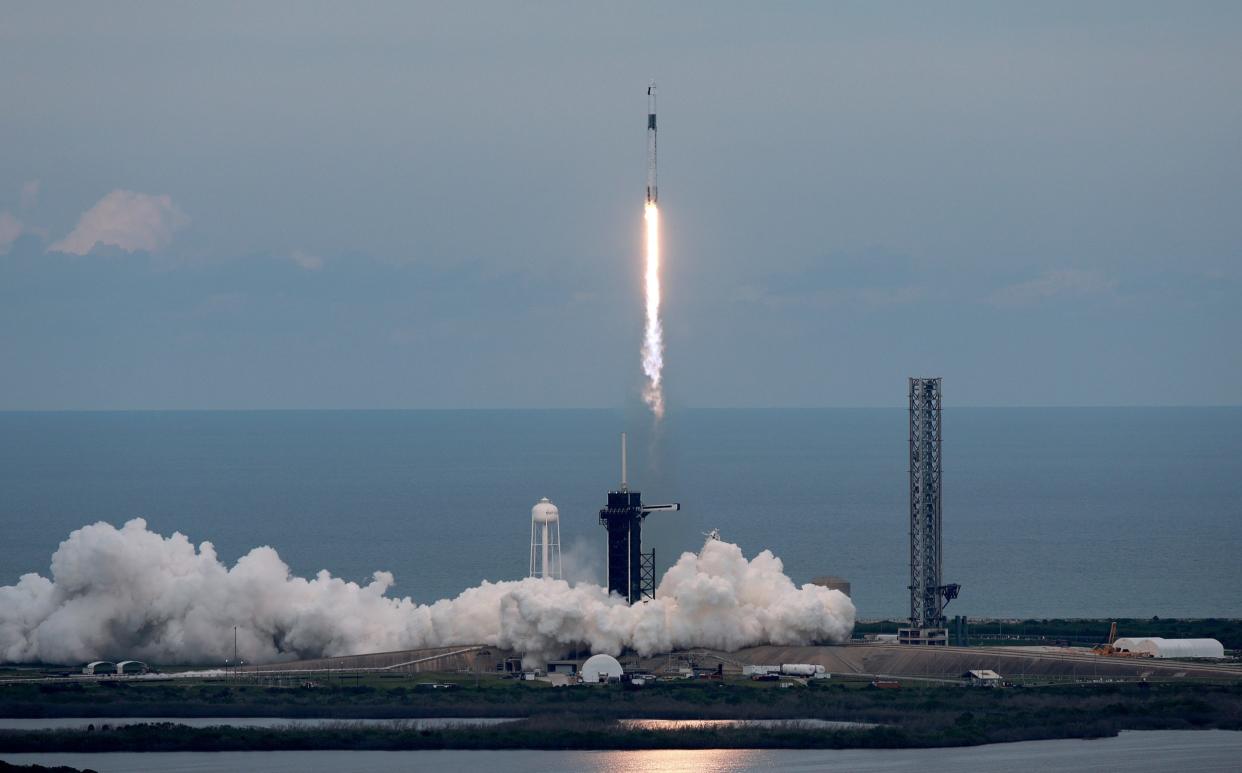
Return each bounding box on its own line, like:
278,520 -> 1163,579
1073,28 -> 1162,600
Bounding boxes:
19,180 -> 40,211
48,190 -> 188,255
0,211 -> 23,255
988,269 -> 1116,307
288,249 -> 324,271
734,283 -> 925,309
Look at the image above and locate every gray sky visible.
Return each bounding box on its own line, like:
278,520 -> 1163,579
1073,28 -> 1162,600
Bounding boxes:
1,1 -> 1239,408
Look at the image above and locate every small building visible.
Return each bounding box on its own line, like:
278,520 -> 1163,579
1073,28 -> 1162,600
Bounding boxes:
898,627 -> 948,646
964,669 -> 1003,687
1112,637 -> 1225,659
546,660 -> 579,675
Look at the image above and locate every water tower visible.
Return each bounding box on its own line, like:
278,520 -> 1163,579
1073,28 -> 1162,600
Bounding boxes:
529,497 -> 562,580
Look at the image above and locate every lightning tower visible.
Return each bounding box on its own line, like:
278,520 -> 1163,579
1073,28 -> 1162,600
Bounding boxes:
899,378 -> 960,646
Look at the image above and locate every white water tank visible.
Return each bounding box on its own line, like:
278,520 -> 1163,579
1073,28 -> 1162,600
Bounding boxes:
529,498 -> 562,580
532,498 -> 559,523
581,654 -> 624,683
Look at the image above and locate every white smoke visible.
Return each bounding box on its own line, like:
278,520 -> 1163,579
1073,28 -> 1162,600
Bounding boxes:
0,519 -> 854,666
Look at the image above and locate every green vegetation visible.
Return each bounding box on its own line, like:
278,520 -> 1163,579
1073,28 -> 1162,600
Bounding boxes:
0,762 -> 95,773
855,617 -> 1242,649
1,680 -> 1241,750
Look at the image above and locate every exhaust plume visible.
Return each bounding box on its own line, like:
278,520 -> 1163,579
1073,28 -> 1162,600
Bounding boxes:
0,519 -> 854,666
641,202 -> 665,419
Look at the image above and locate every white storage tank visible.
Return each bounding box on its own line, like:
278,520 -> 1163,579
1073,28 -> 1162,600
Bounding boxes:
780,664 -> 826,677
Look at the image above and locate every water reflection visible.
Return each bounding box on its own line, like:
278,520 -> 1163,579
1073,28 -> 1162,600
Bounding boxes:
3,730 -> 1240,773
588,749 -> 771,773
618,719 -> 876,731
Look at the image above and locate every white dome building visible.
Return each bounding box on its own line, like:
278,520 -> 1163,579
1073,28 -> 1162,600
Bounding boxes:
580,654 -> 624,683
1111,637 -> 1225,659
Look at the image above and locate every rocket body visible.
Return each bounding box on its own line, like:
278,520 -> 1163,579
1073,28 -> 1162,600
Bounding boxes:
646,82 -> 658,204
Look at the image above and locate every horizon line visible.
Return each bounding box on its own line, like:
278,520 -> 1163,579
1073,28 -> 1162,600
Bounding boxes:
1,405 -> 1239,413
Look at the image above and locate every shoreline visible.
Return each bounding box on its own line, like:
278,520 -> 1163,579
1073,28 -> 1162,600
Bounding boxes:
1,720 -> 1240,753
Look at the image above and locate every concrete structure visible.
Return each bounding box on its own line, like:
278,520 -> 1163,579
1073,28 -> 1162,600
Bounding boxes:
635,644 -> 1242,682
810,576 -> 851,597
236,642 -> 1242,683
529,497 -> 562,580
1112,637 -> 1226,659
581,654 -> 624,683
898,627 -> 948,646
900,377 -> 959,646
238,645 -> 496,675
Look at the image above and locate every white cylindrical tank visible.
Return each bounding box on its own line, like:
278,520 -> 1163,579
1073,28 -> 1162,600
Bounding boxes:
581,654 -> 624,683
780,664 -> 825,677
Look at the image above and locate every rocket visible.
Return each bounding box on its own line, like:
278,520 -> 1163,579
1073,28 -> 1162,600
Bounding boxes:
646,81 -> 658,205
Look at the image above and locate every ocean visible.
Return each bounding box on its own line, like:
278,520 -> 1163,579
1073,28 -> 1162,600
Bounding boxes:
0,408 -> 1238,619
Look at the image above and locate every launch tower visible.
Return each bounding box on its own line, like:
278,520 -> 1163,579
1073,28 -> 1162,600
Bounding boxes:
899,378 -> 960,646
599,433 -> 679,603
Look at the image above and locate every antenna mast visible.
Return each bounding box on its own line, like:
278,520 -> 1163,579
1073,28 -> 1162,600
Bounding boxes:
620,432 -> 628,492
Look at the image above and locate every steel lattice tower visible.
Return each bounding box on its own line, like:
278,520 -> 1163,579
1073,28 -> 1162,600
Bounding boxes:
908,378 -> 958,630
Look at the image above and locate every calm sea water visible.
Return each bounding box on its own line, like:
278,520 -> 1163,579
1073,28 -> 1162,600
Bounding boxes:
3,730 -> 1241,772
0,408 -> 1238,618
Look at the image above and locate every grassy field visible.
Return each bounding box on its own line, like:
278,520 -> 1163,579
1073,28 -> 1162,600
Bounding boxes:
855,618 -> 1242,649
1,676 -> 1241,750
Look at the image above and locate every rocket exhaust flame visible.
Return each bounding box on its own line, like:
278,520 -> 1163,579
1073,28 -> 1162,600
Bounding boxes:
641,82 -> 665,420
642,202 -> 664,419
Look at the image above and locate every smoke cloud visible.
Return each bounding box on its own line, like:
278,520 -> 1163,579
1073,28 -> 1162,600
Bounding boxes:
0,211 -> 22,255
0,519 -> 854,666
48,190 -> 188,256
